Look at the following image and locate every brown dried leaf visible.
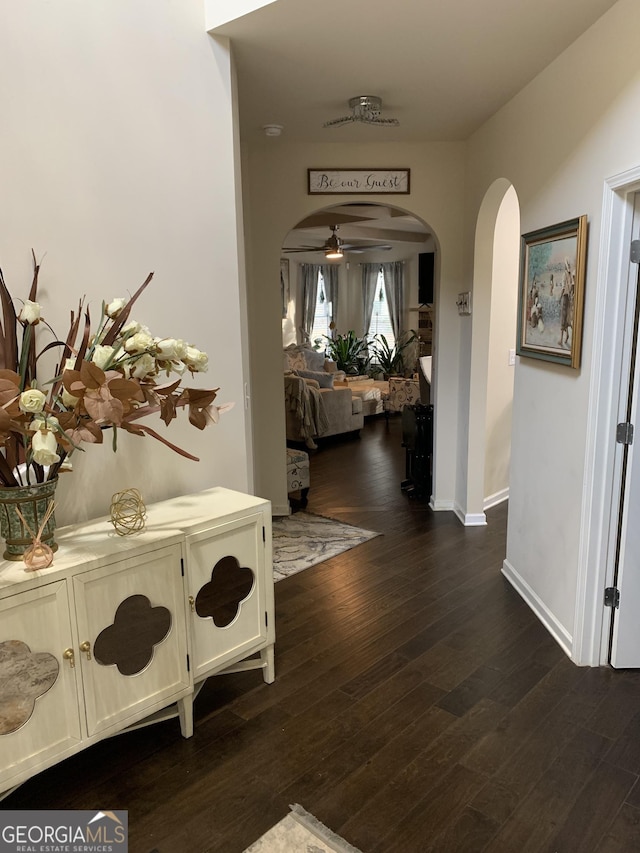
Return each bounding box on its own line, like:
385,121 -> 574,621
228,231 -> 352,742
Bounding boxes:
80,359 -> 105,390
67,422 -> 104,445
84,387 -> 124,424
107,377 -> 145,403
160,394 -> 177,426
188,408 -> 207,430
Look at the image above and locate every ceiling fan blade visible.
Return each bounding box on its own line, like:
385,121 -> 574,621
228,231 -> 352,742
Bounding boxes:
283,246 -> 322,253
364,117 -> 400,127
322,116 -> 356,128
342,243 -> 393,252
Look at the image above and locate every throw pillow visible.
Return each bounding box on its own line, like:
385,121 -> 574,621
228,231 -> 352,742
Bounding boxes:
284,350 -> 307,371
303,349 -> 326,372
294,368 -> 334,388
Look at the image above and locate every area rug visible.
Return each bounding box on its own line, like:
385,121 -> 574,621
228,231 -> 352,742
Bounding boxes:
244,803 -> 363,852
272,512 -> 380,582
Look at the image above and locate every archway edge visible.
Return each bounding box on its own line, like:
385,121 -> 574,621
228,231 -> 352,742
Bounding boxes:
460,178 -> 520,525
279,199 -> 440,256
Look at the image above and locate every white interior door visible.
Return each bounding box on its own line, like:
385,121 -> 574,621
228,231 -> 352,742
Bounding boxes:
610,193 -> 640,668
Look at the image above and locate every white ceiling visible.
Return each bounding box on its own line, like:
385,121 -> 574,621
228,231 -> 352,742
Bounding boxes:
213,0 -> 618,144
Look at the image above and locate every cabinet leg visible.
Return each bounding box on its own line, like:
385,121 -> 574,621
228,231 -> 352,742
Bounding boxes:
261,645 -> 275,684
178,693 -> 194,739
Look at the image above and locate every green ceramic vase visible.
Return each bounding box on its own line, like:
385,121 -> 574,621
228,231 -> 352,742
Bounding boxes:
0,479 -> 58,561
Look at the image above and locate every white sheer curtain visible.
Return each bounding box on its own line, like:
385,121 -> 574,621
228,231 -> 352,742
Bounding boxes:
381,261 -> 404,339
300,263 -> 321,343
320,264 -> 339,333
361,263 -> 380,334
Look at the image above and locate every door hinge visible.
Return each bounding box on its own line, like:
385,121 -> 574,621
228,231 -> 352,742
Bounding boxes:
605,587 -> 620,609
617,422 -> 634,445
262,526 -> 266,543
186,654 -> 190,672
631,240 -> 640,264
265,610 -> 268,627
180,557 -> 185,577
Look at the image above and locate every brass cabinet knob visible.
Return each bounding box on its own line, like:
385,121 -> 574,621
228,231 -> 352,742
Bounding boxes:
188,595 -> 195,612
79,641 -> 92,661
63,648 -> 75,668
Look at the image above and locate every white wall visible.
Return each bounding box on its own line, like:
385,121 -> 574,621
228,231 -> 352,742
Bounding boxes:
465,0 -> 640,652
0,1 -> 251,525
485,186 -> 519,505
243,141 -> 466,515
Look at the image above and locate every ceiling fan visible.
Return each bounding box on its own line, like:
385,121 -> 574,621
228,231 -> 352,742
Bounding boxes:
283,225 -> 392,258
323,95 -> 399,128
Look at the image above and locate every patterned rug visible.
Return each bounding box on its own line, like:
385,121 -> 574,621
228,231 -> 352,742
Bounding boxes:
272,512 -> 381,582
244,803 -> 363,852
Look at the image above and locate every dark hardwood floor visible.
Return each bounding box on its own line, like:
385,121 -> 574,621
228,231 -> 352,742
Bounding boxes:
5,415 -> 640,852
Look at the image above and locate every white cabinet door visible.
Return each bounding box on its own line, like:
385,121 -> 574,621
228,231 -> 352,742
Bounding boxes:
73,544 -> 190,738
0,581 -> 82,790
186,513 -> 268,681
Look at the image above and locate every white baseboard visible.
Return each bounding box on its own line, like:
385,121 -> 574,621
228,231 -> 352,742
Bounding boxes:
484,488 -> 509,510
453,502 -> 487,526
272,502 -> 291,517
430,498 -> 454,512
502,558 -> 573,659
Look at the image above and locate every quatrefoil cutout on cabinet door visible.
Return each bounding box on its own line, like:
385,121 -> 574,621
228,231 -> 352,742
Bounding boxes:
0,640 -> 59,735
195,555 -> 255,628
93,594 -> 171,676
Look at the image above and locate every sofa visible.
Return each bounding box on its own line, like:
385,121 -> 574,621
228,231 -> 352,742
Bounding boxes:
284,345 -> 364,447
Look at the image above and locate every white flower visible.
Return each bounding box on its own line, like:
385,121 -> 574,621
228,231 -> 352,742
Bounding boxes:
19,388 -> 46,414
122,319 -> 142,336
31,428 -> 60,466
155,338 -> 187,361
19,300 -> 41,325
61,388 -> 79,409
184,346 -> 209,373
124,330 -> 154,354
91,345 -> 115,370
131,352 -> 156,379
106,298 -> 127,318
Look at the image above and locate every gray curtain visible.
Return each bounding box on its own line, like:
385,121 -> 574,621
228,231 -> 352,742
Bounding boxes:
301,264 -> 320,342
382,261 -> 404,339
320,264 -> 339,333
361,263 -> 380,334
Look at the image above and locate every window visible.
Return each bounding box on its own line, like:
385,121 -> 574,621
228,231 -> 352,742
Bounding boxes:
310,271 -> 332,348
368,269 -> 395,349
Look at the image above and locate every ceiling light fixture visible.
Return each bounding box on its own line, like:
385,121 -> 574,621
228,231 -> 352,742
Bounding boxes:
324,247 -> 343,260
323,225 -> 343,259
263,124 -> 283,137
323,96 -> 399,128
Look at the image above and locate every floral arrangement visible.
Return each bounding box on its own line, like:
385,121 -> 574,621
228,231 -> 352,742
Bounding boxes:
0,253 -> 230,488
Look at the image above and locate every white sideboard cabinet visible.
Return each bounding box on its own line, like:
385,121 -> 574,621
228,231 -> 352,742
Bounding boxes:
0,487 -> 274,796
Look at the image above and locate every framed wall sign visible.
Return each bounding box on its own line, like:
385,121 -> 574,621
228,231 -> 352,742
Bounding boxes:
308,169 -> 410,195
516,215 -> 588,369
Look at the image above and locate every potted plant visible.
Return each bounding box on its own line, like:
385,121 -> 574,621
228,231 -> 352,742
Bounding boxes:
323,330 -> 370,375
369,331 -> 418,379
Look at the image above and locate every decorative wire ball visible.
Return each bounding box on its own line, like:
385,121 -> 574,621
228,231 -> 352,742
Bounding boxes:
110,488 -> 147,536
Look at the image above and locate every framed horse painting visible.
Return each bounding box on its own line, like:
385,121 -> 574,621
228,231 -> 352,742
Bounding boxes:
516,215 -> 588,369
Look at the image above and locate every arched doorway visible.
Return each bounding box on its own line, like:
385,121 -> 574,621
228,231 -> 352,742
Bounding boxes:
281,202 -> 434,350
280,201 -> 438,504
463,180 -> 520,524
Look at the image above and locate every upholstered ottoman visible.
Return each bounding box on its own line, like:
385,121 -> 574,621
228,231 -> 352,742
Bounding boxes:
286,447 -> 310,507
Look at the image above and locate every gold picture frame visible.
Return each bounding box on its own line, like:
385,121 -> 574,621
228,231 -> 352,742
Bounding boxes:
516,215 -> 588,369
